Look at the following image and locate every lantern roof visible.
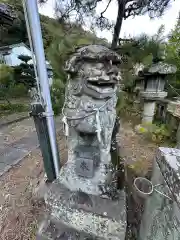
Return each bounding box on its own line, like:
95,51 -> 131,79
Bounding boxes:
140,61 -> 177,76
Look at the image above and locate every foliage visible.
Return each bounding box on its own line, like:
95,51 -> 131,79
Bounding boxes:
116,91 -> 126,115
1,0 -> 105,83
50,79 -> 65,115
0,64 -> 14,103
119,25 -> 165,63
165,15 -> 180,97
0,102 -> 29,114
0,64 -> 29,102
8,83 -> 28,97
128,158 -> 151,176
139,123 -> 171,143
150,124 -> 170,143
117,25 -> 166,90
13,55 -> 36,88
117,92 -> 142,124
0,64 -> 14,86
138,126 -> 148,134
47,26 -> 106,81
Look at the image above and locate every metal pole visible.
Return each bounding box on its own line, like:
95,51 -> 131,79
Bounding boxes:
22,0 -> 60,177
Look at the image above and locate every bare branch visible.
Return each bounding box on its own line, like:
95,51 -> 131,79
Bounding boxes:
100,0 -> 112,17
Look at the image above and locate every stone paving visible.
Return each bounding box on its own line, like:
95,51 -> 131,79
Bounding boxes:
0,116 -> 62,176
0,112 -> 29,128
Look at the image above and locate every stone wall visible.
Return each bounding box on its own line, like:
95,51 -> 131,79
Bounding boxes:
139,147 -> 180,240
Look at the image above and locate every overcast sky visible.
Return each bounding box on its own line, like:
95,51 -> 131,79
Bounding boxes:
39,0 -> 180,41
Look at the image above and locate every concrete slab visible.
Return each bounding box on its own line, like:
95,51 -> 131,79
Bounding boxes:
0,146 -> 28,166
11,132 -> 38,151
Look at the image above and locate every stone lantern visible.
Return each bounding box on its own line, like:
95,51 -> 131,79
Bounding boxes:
139,61 -> 177,124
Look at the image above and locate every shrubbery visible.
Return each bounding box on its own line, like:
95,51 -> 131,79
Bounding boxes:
0,103 -> 29,115
50,79 -> 65,116
8,83 -> 28,98
137,122 -> 171,144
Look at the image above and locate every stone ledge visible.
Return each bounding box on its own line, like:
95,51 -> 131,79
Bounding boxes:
140,91 -> 167,100
156,147 -> 180,207
139,158 -> 180,240
167,101 -> 180,118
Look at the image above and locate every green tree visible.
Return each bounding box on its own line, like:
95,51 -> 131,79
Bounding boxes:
119,25 -> 165,64
51,0 -> 173,49
47,25 -> 106,81
13,55 -> 36,88
117,25 -> 166,91
50,79 -> 65,115
166,15 -> 180,97
18,54 -> 32,63
0,64 -> 14,104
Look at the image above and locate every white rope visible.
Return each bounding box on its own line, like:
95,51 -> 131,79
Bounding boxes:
61,93 -> 115,143
62,115 -> 69,136
95,109 -> 102,142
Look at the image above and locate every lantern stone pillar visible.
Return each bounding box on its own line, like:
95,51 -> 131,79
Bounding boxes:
142,101 -> 156,123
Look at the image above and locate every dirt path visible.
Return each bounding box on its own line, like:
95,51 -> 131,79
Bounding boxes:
0,119 -> 159,240
120,119 -> 158,176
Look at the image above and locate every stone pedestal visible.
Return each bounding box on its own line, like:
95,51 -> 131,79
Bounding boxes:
139,147 -> 180,240
37,181 -> 126,240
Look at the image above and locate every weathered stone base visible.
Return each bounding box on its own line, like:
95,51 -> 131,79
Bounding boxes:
37,216 -> 104,240
39,181 -> 126,240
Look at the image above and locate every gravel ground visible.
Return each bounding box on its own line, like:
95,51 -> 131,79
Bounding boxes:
0,118 -> 35,146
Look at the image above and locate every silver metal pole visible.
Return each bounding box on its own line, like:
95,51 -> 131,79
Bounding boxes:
23,0 -> 60,177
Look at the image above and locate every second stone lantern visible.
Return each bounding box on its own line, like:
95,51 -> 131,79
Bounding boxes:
138,61 -> 177,124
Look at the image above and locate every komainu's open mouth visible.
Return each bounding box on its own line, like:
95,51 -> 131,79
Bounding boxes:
87,80 -> 116,94
87,80 -> 115,88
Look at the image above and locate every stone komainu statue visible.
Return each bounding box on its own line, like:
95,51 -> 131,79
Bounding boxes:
61,45 -> 122,196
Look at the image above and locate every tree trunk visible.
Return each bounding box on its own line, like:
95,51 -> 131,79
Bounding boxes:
111,0 -> 125,49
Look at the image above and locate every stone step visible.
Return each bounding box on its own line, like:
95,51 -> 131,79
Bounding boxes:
37,216 -> 103,240
44,181 -> 126,240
